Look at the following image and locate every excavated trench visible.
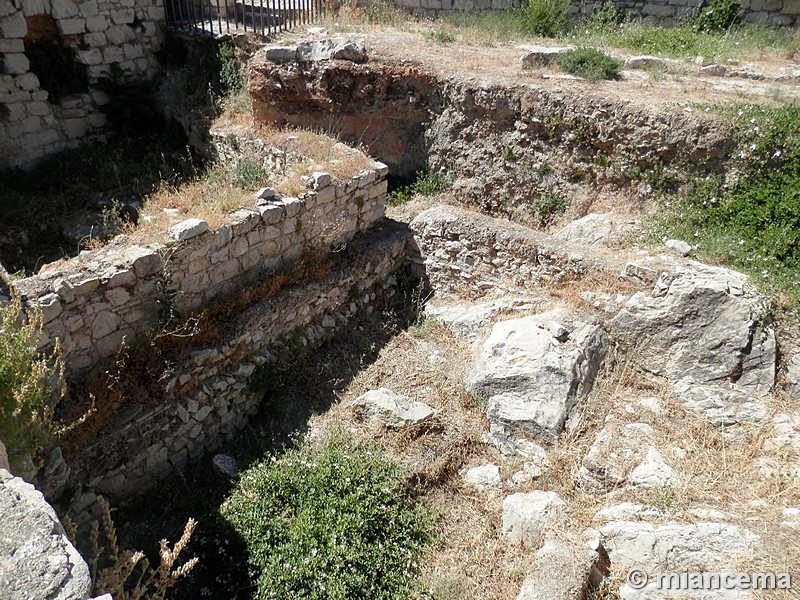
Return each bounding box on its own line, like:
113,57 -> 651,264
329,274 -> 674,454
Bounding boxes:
248,47 -> 735,216
8,40 -> 757,600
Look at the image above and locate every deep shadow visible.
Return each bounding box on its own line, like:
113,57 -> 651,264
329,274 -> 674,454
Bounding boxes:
111,261 -> 428,599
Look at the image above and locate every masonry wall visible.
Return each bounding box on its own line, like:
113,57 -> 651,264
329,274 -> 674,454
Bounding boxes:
392,0 -> 799,26
13,162 -> 388,373
64,222 -> 408,523
0,0 -> 165,170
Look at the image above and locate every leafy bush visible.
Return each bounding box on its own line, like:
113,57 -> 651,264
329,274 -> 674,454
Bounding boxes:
532,189 -> 566,226
688,0 -> 741,33
387,169 -> 448,206
519,0 -> 572,37
556,47 -> 621,80
232,158 -> 267,189
216,42 -> 245,97
0,295 -> 64,472
655,103 -> 800,302
220,433 -> 431,600
588,0 -> 625,25
425,28 -> 457,43
93,64 -> 162,137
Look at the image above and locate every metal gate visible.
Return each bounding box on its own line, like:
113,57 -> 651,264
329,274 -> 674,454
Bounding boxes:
166,0 -> 323,37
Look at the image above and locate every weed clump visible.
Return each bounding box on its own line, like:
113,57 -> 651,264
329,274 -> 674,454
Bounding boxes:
220,432 -> 431,600
387,169 -> 448,206
519,0 -> 572,37
556,47 -> 621,80
0,295 -> 65,472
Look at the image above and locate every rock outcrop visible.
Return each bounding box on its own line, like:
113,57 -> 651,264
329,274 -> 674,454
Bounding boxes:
0,469 -> 92,600
467,310 -> 608,447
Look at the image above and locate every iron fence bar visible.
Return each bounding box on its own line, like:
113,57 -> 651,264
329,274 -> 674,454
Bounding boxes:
177,0 -> 185,29
200,0 -> 207,34
216,0 -> 222,35
225,0 -> 230,32
259,0 -> 265,36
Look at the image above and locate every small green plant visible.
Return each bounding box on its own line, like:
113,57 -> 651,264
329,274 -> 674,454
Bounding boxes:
532,189 -> 566,226
220,432 -> 431,600
688,0 -> 741,33
250,332 -> 308,395
519,0 -> 572,37
556,47 -> 621,80
425,28 -> 457,43
588,0 -> 625,26
386,169 -> 448,206
0,295 -> 65,472
216,41 -> 245,97
232,158 -> 267,189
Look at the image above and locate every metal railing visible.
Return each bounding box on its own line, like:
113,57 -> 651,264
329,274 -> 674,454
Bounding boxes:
166,0 -> 323,37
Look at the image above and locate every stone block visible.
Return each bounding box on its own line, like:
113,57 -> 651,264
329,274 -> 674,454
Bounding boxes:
58,18 -> 86,35
104,46 -> 125,63
259,203 -> 285,225
80,0 -> 100,17
15,73 -> 40,91
129,246 -> 163,278
2,53 -> 29,75
92,310 -> 119,340
20,116 -> 41,134
283,196 -> 303,218
642,3 -> 675,15
123,43 -> 144,59
785,0 -> 800,13
85,15 -> 108,32
27,101 -> 50,117
168,218 -> 209,241
52,0 -> 80,18
111,8 -> 135,24
106,23 -> 135,44
0,13 -> 27,39
78,48 -> 103,65
0,38 -> 24,53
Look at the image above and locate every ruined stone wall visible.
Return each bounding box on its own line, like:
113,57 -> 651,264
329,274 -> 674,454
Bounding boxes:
390,0 -> 799,27
576,0 -> 799,27
0,0 -> 165,170
13,163 -> 388,373
65,222 -> 407,520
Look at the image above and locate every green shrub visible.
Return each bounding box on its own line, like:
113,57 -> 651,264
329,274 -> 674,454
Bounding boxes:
519,0 -> 572,37
216,42 -> 245,97
220,433 -> 431,600
425,28 -> 457,43
0,295 -> 65,472
688,0 -> 741,33
232,158 -> 267,189
532,189 -> 566,226
387,169 -> 448,206
556,47 -> 621,80
654,103 -> 800,303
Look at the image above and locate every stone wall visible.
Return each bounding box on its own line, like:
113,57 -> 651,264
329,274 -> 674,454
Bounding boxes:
389,0 -> 799,26
576,0 -> 800,27
13,163 -> 388,373
0,0 -> 165,170
64,221 -> 408,520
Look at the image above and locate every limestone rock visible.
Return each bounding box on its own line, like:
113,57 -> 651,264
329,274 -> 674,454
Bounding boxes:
672,378 -> 768,424
516,538 -> 609,600
263,45 -> 299,62
212,454 -> 239,479
351,388 -> 434,428
519,45 -> 570,66
168,218 -> 209,241
467,311 -> 607,446
296,40 -> 333,62
664,238 -> 692,256
580,420 -> 676,492
597,519 -> 753,570
0,469 -> 92,600
424,297 -> 541,343
502,491 -> 567,547
331,41 -> 367,62
598,519 -> 755,599
625,55 -> 666,70
463,464 -> 501,491
611,263 -> 775,399
555,213 -> 618,246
